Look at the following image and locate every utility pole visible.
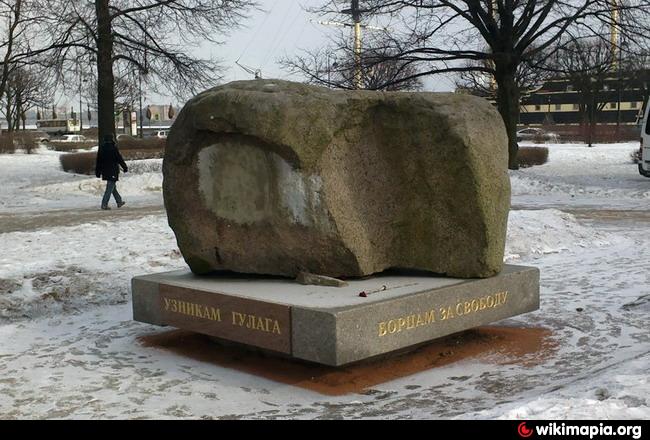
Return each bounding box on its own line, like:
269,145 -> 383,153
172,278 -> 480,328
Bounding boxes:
489,0 -> 498,92
139,72 -> 144,138
610,0 -> 620,70
78,61 -> 83,132
139,29 -> 147,138
342,0 -> 363,89
616,34 -> 624,141
610,0 -> 622,140
313,1 -> 386,90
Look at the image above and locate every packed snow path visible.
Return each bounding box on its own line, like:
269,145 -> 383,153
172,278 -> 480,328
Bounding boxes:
0,205 -> 165,233
0,144 -> 648,419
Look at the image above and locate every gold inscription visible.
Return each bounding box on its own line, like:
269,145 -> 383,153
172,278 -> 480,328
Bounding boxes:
378,291 -> 509,337
378,309 -> 436,336
163,297 -> 221,321
231,311 -> 282,335
163,297 -> 283,335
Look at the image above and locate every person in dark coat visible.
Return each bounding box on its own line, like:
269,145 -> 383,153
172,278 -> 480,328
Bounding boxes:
95,134 -> 128,210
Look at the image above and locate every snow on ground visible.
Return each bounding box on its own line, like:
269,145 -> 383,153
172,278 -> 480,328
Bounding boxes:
464,353 -> 649,419
0,150 -> 162,214
0,145 -> 648,419
0,215 -> 183,322
505,209 -> 611,260
0,205 -> 607,323
512,142 -> 649,209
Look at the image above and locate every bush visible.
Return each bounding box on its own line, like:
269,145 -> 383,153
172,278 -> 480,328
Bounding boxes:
532,132 -> 548,144
118,137 -> 166,150
49,141 -> 97,152
0,132 -> 38,153
60,152 -> 96,175
518,146 -> 549,168
126,159 -> 163,174
15,133 -> 37,154
60,149 -> 163,175
0,134 -> 16,154
122,149 -> 164,160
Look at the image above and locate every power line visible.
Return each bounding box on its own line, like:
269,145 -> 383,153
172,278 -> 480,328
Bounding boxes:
237,0 -> 280,62
263,6 -> 304,67
260,1 -> 294,65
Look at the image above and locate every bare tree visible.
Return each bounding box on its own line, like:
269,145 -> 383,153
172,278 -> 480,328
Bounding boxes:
0,0 -> 24,104
454,45 -> 553,99
0,1 -> 52,129
624,51 -> 650,115
2,66 -> 54,131
281,33 -> 423,91
549,37 -> 614,146
312,0 -> 650,169
27,0 -> 258,141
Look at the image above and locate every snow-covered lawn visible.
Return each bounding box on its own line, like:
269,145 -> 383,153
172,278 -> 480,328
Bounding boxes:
0,143 -> 648,419
0,149 -> 163,214
513,142 -> 649,209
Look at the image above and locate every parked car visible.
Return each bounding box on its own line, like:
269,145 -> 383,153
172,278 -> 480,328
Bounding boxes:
153,130 -> 169,139
516,127 -> 560,143
30,131 -> 50,143
116,134 -> 137,142
53,134 -> 87,143
638,99 -> 650,177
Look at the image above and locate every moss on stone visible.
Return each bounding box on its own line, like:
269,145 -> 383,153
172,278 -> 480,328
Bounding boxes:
164,80 -> 510,279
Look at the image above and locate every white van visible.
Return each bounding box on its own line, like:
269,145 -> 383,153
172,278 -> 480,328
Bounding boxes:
53,134 -> 87,143
639,100 -> 650,177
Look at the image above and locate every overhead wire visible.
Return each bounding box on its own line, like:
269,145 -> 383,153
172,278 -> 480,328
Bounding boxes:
260,1 -> 294,66
236,0 -> 280,63
263,6 -> 304,67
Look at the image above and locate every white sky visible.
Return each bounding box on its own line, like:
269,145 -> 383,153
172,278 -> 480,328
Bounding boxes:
218,0 -> 456,90
57,0 -> 456,110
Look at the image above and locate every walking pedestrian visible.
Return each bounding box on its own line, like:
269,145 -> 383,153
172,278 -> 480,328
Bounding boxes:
95,134 -> 128,210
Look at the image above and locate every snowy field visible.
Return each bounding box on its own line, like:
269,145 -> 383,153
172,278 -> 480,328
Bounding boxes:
0,148 -> 163,215
0,143 -> 648,419
512,142 -> 650,210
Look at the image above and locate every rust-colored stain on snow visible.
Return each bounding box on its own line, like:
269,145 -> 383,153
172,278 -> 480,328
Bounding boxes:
137,326 -> 556,396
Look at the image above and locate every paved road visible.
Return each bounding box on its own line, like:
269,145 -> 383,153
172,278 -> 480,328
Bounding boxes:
4,204 -> 649,234
0,205 -> 165,233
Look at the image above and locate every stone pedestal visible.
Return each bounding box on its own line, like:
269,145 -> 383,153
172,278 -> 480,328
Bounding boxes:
132,265 -> 539,366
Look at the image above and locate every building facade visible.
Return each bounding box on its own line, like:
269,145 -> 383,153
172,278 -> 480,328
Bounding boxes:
519,71 -> 649,127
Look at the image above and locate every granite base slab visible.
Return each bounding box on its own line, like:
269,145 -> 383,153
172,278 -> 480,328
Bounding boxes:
132,265 -> 539,366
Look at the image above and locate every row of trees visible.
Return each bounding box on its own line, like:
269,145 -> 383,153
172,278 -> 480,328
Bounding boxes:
455,37 -> 650,146
285,0 -> 650,169
2,1 -> 649,166
0,0 -> 258,141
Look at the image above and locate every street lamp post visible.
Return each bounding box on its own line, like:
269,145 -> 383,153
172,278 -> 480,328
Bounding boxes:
139,70 -> 144,138
616,36 -> 624,142
79,84 -> 84,132
77,60 -> 83,132
327,50 -> 331,88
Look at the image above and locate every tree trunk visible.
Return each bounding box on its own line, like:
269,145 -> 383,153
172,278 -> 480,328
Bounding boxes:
587,92 -> 596,147
96,0 -> 115,143
495,70 -> 520,170
15,101 -> 21,131
6,99 -> 13,134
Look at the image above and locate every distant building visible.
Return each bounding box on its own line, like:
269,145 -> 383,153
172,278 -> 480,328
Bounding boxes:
116,103 -> 179,136
3,103 -> 180,134
1,107 -> 98,132
519,71 -> 649,127
145,104 -> 176,123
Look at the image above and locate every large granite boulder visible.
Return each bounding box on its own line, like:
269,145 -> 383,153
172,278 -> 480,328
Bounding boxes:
163,80 -> 510,279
